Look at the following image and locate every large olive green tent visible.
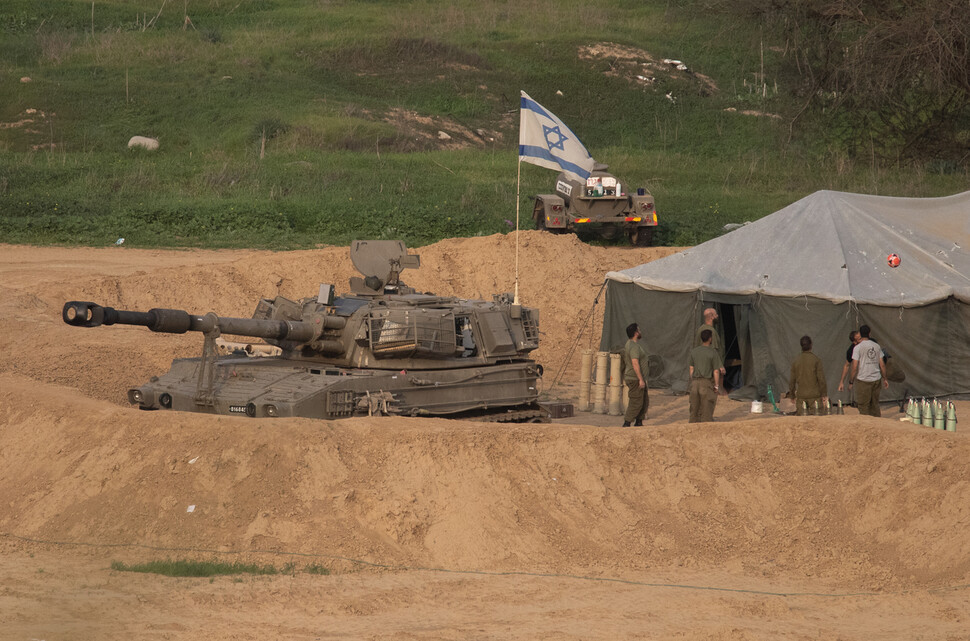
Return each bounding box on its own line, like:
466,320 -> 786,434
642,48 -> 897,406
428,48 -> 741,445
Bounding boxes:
601,190 -> 970,402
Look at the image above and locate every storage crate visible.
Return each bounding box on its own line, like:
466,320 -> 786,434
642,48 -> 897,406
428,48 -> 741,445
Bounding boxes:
541,402 -> 574,419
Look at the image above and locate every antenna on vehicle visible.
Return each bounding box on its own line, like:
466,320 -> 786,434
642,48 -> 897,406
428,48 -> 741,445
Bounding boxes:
514,158 -> 521,305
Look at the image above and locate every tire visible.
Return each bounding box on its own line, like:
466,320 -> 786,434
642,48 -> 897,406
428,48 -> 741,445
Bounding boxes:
598,225 -> 621,240
532,199 -> 548,230
630,226 -> 654,247
534,200 -> 565,234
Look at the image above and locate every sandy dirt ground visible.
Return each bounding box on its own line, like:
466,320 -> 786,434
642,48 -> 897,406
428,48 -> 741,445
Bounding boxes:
1,234 -> 968,641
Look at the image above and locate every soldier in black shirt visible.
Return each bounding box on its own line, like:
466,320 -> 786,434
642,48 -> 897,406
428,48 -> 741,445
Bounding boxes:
837,330 -> 861,394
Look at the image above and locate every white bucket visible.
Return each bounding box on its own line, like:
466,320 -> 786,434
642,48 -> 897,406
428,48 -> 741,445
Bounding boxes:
750,401 -> 764,414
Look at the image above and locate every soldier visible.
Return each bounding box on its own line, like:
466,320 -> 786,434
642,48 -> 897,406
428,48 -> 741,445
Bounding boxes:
850,324 -> 888,417
688,329 -> 722,423
622,323 -> 648,427
836,330 -> 861,397
694,306 -> 726,388
788,335 -> 827,415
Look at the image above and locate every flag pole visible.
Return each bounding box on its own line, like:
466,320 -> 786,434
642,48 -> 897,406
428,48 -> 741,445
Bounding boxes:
514,156 -> 521,305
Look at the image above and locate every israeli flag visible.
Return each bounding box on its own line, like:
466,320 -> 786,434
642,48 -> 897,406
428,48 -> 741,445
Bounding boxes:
519,91 -> 596,182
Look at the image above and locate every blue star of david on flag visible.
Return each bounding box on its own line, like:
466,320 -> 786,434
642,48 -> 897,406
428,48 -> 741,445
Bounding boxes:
543,125 -> 567,151
519,91 -> 596,182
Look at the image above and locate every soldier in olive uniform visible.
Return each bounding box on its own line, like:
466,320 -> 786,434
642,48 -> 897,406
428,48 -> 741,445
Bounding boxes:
694,306 -> 726,388
622,322 -> 648,427
788,335 -> 828,415
688,329 -> 722,423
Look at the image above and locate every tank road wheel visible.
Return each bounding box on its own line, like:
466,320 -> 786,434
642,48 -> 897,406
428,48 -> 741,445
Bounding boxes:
630,226 -> 654,247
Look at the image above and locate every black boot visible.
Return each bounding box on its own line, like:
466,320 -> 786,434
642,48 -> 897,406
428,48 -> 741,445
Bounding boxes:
622,421 -> 631,427
634,420 -> 643,426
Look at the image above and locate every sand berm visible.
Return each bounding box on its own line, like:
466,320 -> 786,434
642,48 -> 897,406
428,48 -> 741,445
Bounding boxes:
1,233 -> 968,641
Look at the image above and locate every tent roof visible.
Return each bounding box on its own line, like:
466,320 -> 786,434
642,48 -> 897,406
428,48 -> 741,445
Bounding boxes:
606,190 -> 970,306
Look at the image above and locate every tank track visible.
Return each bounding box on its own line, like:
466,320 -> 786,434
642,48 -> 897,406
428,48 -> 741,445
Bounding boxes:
456,405 -> 551,423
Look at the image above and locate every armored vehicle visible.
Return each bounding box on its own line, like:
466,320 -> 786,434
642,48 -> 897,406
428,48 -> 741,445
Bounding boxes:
63,240 -> 547,422
533,165 -> 658,246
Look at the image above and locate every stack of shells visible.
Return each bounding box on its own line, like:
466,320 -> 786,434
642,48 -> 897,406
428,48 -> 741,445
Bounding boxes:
801,399 -> 836,415
578,350 -> 627,416
905,398 -> 957,431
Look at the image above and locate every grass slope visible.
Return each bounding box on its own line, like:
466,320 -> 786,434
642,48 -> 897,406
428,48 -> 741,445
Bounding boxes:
1,0 -> 965,248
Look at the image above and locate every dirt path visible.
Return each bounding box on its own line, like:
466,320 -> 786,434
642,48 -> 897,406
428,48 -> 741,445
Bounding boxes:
4,543 -> 968,641
1,237 -> 968,640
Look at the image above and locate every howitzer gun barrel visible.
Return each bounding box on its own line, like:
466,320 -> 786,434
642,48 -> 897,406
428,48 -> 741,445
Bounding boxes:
62,301 -> 343,344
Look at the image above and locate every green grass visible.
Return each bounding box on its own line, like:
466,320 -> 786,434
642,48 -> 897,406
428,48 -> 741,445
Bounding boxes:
0,0 -> 966,249
304,563 -> 331,575
110,558 -> 331,577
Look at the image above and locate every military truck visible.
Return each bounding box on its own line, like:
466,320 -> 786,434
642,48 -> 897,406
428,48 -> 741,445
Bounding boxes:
532,165 -> 658,246
62,240 -> 547,422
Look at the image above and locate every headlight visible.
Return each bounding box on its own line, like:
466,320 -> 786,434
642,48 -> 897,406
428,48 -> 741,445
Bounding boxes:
159,393 -> 173,408
265,404 -> 279,417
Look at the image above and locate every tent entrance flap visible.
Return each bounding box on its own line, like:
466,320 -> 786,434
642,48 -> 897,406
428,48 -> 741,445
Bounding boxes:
694,297 -> 756,395
720,303 -> 743,392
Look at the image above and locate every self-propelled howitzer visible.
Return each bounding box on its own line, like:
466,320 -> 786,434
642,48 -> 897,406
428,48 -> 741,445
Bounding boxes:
63,240 -> 546,421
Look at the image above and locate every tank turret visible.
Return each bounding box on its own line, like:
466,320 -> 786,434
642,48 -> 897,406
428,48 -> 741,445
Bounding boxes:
63,241 -> 546,422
